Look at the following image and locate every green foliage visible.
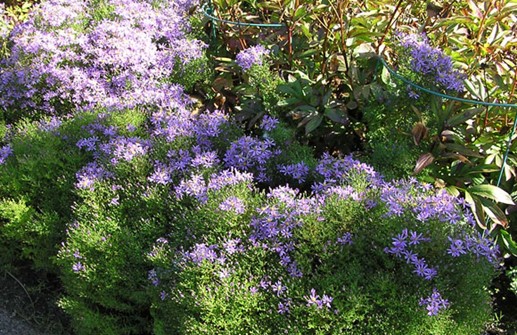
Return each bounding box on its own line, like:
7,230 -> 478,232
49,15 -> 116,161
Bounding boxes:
148,173 -> 497,335
0,116 -> 92,272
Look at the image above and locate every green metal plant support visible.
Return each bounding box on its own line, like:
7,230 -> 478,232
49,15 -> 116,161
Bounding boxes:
375,56 -> 517,188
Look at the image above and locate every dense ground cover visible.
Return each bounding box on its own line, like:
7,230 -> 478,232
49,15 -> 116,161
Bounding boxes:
0,0 -> 516,334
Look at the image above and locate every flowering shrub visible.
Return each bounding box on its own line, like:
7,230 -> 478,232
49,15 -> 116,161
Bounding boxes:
0,1 -> 506,334
0,0 -> 204,122
236,45 -> 270,71
396,33 -> 466,94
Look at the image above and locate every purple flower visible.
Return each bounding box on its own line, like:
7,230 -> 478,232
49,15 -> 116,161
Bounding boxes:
271,281 -> 286,297
219,196 -> 246,214
385,229 -> 408,256
0,145 -> 13,165
321,294 -> 333,309
76,137 -> 99,151
260,115 -> 279,131
148,269 -> 160,286
419,289 -> 449,316
305,288 -> 321,308
187,243 -> 218,265
148,161 -> 172,185
75,162 -> 112,190
223,136 -> 277,181
222,238 -> 244,255
278,301 -> 290,314
235,45 -> 269,71
447,237 -> 467,257
278,162 -> 310,184
398,33 -> 465,92
337,232 -> 353,246
72,261 -> 84,273
175,174 -> 208,202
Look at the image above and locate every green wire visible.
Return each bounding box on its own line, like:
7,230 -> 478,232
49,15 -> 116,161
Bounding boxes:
378,57 -> 517,109
201,3 -> 285,28
376,57 -> 517,187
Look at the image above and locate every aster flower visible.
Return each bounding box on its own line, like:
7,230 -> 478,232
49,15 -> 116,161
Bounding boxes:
0,144 -> 13,165
219,196 -> 246,214
235,45 -> 269,71
397,32 -> 465,93
419,289 -> 450,316
305,288 -> 321,308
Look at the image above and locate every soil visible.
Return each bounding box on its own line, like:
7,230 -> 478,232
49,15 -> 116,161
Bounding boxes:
0,268 -> 71,335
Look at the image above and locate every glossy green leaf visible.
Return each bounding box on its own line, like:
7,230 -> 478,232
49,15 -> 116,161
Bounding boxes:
469,184 -> 515,205
304,114 -> 323,134
499,229 -> 517,256
480,198 -> 509,229
464,190 -> 487,229
446,107 -> 485,127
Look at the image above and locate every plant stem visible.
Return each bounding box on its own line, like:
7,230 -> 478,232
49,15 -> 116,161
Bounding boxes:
377,0 -> 405,52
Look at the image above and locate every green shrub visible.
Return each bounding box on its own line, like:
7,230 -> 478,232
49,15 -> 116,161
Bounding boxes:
0,116 -> 92,272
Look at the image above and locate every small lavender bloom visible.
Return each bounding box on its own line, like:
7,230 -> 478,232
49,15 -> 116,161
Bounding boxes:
188,243 -> 218,265
278,162 -> 310,183
148,161 -> 172,185
0,145 -> 13,165
148,269 -> 160,286
223,238 -> 243,255
413,258 -> 437,280
398,33 -> 465,92
260,115 -> 279,131
305,288 -> 321,307
337,232 -> 353,245
407,87 -> 419,99
259,278 -> 271,290
208,168 -> 254,191
278,301 -> 290,314
409,231 -> 428,245
160,291 -> 167,301
447,237 -> 467,257
76,137 -> 99,151
321,294 -> 333,309
75,162 -> 112,191
249,286 -> 259,294
287,262 -> 303,278
385,229 -> 408,256
175,174 -> 207,202
419,289 -> 449,316
73,250 -> 82,259
126,124 -> 137,132
110,137 -> 150,162
271,281 -> 286,297
235,45 -> 269,71
219,196 -> 246,214
191,150 -> 219,169
38,116 -> 62,132
72,262 -> 84,273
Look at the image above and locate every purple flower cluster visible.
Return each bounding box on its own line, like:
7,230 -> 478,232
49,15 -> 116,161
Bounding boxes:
313,153 -> 382,191
278,162 -> 310,184
0,144 -> 13,165
398,33 -> 465,92
235,45 -> 269,71
75,162 -> 112,191
384,228 -> 437,280
419,288 -> 450,316
304,288 -> 333,310
0,0 -> 203,115
260,115 -> 279,131
224,136 -> 279,182
219,196 -> 246,214
186,243 -> 221,265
